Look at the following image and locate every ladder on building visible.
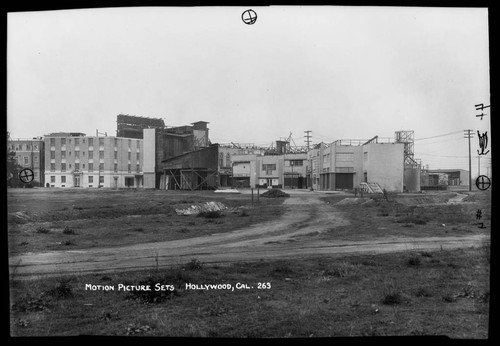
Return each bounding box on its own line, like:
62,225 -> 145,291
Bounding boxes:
360,182 -> 384,194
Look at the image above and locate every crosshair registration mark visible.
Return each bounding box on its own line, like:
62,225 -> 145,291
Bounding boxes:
475,175 -> 491,191
19,168 -> 34,183
242,9 -> 257,25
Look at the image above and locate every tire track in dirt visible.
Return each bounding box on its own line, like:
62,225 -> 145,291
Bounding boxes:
8,195 -> 489,279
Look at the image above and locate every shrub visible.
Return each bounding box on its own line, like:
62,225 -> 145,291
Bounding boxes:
45,279 -> 73,298
382,291 -> 403,305
62,226 -> 76,235
36,226 -> 50,234
239,209 -> 249,217
198,211 -> 222,219
184,259 -> 203,271
415,287 -> 432,297
261,189 -> 290,198
406,255 -> 421,267
270,263 -> 294,275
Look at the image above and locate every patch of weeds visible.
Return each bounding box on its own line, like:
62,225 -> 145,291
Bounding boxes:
63,240 -> 75,246
126,324 -> 153,336
12,294 -> 50,312
442,293 -> 457,303
447,263 -> 459,269
382,291 -> 403,305
420,251 -> 433,258
239,209 -> 249,217
132,227 -> 144,232
62,226 -> 76,235
402,223 -> 414,228
101,275 -> 112,282
323,262 -> 360,278
188,221 -> 196,226
184,258 -> 203,271
270,263 -> 294,275
406,255 -> 421,267
36,226 -> 50,234
19,241 -> 29,246
45,279 -> 74,298
415,287 -> 432,297
198,211 -> 223,219
396,216 -> 428,225
179,228 -> 190,233
377,208 -> 389,217
478,291 -> 490,303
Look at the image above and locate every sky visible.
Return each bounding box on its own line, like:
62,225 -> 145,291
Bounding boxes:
7,6 -> 491,173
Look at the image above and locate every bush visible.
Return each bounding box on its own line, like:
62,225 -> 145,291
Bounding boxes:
62,226 -> 76,235
406,255 -> 421,267
45,280 -> 73,298
184,259 -> 203,271
261,189 -> 290,198
36,226 -> 50,234
198,211 -> 222,219
382,291 -> 403,305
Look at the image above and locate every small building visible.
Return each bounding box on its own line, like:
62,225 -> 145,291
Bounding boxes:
7,137 -> 45,186
44,132 -> 143,188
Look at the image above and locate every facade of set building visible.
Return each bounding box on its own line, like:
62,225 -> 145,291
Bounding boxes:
231,152 -> 308,189
44,132 -> 143,188
420,168 -> 469,188
308,138 -> 406,192
7,138 -> 45,186
139,119 -> 211,189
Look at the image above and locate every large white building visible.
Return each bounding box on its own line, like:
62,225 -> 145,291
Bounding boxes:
44,132 -> 143,188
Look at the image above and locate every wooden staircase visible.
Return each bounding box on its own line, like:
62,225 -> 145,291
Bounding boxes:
360,182 -> 384,194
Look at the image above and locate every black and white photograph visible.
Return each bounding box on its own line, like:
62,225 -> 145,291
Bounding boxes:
7,5 -> 491,338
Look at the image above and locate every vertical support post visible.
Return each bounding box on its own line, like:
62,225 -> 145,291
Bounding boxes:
251,188 -> 254,207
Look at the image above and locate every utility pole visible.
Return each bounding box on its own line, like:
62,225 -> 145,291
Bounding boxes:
464,130 -> 474,191
304,131 -> 312,151
477,155 -> 481,177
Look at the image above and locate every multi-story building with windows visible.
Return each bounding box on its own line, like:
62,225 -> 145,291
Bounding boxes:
7,137 -> 45,186
44,132 -> 143,188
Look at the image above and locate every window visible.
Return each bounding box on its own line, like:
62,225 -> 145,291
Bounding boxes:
69,139 -> 71,144
75,138 -> 79,145
336,152 -> 354,162
114,151 -> 118,159
61,138 -> 66,145
136,140 -> 140,147
83,151 -> 85,156
128,139 -> 131,147
136,152 -> 140,160
69,151 -> 72,156
61,163 -> 66,172
136,164 -> 140,172
61,176 -> 66,183
88,163 -> 93,172
88,176 -> 94,183
61,151 -> 66,159
69,164 -> 72,168
34,156 -> 38,163
88,151 -> 93,159
262,164 -> 276,171
24,157 -> 29,164
99,151 -> 104,159
75,163 -> 80,171
219,153 -> 224,167
99,138 -> 104,146
83,138 -> 86,144
114,138 -> 118,146
83,164 -> 85,169
34,145 -> 38,150
50,163 -> 55,172
75,151 -> 80,159
128,152 -> 131,159
34,171 -> 38,178
50,176 -> 55,183
99,163 -> 104,171
114,163 -> 118,172
50,138 -> 55,146
88,138 -> 93,146
364,152 -> 368,161
128,164 -> 131,173
99,176 -> 104,183
289,160 -> 303,166
50,151 -> 55,159
336,167 -> 354,173
226,153 -> 231,166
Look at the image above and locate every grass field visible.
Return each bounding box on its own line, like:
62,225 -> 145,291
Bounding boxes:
9,245 -> 490,337
8,188 -> 491,337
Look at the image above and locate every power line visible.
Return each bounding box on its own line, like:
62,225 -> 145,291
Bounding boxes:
414,130 -> 463,141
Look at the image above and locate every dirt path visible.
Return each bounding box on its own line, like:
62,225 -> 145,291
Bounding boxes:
9,195 -> 488,279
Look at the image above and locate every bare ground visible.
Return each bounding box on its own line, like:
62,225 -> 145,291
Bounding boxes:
9,192 -> 489,279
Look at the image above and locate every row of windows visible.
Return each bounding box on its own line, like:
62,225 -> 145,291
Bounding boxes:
262,164 -> 277,172
9,144 -> 40,151
50,175 -> 104,184
17,156 -> 39,164
49,137 -> 140,147
50,163 -> 141,172
286,160 -> 304,166
50,150 -> 140,160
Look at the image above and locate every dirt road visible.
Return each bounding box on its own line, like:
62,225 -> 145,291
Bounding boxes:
9,194 -> 488,279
